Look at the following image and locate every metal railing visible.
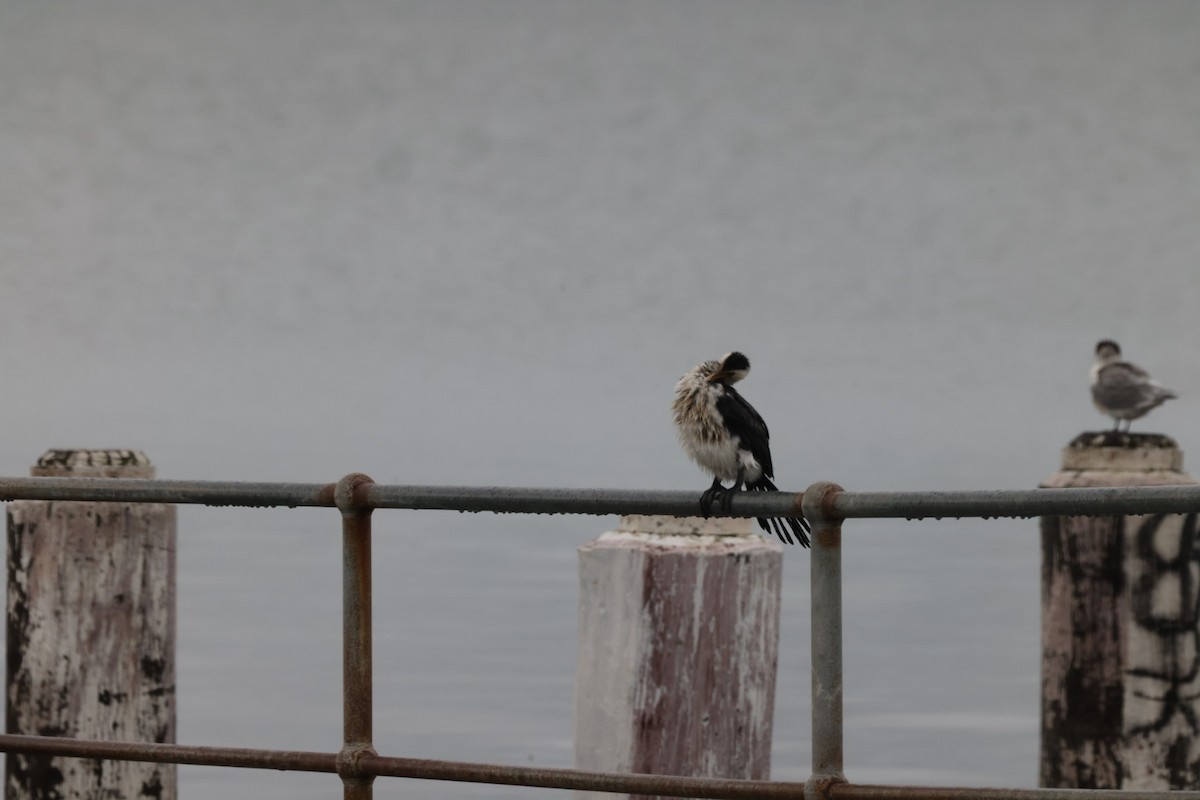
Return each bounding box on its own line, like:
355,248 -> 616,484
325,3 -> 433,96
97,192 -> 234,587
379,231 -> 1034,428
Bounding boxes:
3,475 -> 1200,800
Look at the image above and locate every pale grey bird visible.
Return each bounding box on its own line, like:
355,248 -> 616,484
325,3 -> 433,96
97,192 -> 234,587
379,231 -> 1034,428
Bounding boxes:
1090,340 -> 1177,432
672,351 -> 810,547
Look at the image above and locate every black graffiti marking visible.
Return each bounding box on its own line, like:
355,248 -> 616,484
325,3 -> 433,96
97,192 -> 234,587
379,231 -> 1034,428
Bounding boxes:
1127,512 -> 1200,734
1131,512 -> 1200,634
1130,684 -> 1200,736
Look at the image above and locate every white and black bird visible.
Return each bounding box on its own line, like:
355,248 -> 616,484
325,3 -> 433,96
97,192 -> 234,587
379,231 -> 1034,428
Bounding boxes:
1090,339 -> 1177,432
672,352 -> 810,547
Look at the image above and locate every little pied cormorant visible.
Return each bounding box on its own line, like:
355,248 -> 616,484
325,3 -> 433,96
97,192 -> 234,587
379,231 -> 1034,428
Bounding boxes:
672,351 -> 810,547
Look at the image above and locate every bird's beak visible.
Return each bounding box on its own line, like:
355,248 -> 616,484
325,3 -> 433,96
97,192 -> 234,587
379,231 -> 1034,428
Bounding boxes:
706,370 -> 725,383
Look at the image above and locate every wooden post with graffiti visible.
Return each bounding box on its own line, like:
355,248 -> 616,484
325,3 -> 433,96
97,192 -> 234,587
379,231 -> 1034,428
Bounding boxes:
6,449 -> 176,800
1040,432 -> 1200,789
574,515 -> 782,799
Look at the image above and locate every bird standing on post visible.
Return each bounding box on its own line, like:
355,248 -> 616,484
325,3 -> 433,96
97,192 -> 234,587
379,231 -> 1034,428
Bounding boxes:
672,352 -> 810,547
1090,339 -> 1177,432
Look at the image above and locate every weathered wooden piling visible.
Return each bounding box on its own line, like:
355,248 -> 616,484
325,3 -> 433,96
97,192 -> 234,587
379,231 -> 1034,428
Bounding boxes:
574,515 -> 781,800
6,449 -> 176,800
1041,432 -> 1200,789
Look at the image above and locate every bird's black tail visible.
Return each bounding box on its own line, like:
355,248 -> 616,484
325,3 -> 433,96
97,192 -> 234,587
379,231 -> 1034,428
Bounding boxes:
748,476 -> 811,548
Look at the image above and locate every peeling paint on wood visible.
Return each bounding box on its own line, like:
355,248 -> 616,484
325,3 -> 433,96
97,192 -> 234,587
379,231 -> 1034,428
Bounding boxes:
575,516 -> 781,800
5,450 -> 176,800
1041,433 -> 1200,789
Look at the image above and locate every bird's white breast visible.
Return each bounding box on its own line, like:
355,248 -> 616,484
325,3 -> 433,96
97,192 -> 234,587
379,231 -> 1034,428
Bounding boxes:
673,376 -> 763,482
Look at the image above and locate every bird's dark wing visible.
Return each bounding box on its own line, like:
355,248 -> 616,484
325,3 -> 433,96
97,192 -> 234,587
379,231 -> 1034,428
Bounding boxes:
716,385 -> 775,478
1112,359 -> 1151,379
1093,363 -> 1152,410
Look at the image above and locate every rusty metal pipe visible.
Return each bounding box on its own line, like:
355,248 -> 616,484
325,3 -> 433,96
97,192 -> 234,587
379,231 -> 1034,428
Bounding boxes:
1,478 -> 1200,520
830,784 -> 1200,800
0,733 -> 337,772
0,477 -> 336,507
358,754 -> 805,798
1,734 -> 1196,800
0,733 -> 803,798
826,486 -> 1200,520
336,474 -> 377,800
803,482 -> 846,798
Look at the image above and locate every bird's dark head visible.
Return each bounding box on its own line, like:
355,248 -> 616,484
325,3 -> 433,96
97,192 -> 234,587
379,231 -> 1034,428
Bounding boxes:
707,351 -> 751,384
1095,340 -> 1121,360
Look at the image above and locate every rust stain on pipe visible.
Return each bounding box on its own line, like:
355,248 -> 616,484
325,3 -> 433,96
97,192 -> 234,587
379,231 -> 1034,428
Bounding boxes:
316,482 -> 338,507
797,483 -> 844,525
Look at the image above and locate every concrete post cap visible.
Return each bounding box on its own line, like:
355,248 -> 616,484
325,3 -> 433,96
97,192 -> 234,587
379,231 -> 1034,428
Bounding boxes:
617,514 -> 755,537
1061,432 -> 1182,472
31,449 -> 155,478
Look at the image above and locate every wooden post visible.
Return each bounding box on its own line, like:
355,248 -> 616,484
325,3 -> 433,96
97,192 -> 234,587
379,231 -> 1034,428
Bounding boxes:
574,515 -> 782,799
1041,432 -> 1200,789
6,449 -> 176,800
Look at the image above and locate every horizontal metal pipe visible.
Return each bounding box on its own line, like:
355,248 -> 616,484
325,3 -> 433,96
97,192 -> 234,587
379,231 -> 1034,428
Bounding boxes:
363,484 -> 730,515
829,485 -> 1200,520
0,477 -> 335,508
0,734 -> 337,772
2,735 -> 1194,800
0,477 -> 1199,520
0,734 -> 800,798
357,754 -> 804,798
832,783 -> 1200,800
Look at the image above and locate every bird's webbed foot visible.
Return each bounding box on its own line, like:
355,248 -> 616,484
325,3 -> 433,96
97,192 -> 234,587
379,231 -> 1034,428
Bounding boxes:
700,470 -> 745,517
699,476 -> 726,518
720,468 -> 746,513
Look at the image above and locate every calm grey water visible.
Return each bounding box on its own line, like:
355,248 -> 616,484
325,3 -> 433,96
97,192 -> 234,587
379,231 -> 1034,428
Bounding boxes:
2,1 -> 1200,797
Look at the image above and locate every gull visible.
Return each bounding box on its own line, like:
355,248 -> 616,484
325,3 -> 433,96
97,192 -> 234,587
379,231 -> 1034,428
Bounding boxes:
1090,339 -> 1177,432
672,351 -> 810,546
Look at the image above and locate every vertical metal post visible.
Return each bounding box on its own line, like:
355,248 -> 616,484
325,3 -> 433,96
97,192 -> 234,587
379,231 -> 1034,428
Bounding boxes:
803,482 -> 846,800
336,474 -> 377,800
